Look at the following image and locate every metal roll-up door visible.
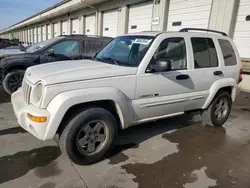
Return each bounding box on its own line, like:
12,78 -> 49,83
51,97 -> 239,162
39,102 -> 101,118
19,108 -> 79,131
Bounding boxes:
233,0 -> 250,59
62,21 -> 69,35
167,0 -> 213,31
85,15 -> 96,35
27,29 -> 30,43
30,29 -> 33,43
37,27 -> 41,42
47,24 -> 52,39
53,22 -> 60,37
33,28 -> 37,43
128,1 -> 153,33
102,10 -> 118,37
72,18 -> 80,34
42,25 -> 46,41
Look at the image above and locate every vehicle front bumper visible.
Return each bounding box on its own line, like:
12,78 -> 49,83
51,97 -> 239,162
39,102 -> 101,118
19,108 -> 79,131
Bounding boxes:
11,89 -> 50,140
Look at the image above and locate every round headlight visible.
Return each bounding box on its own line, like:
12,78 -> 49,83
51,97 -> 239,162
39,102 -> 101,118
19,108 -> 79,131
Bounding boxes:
33,83 -> 43,103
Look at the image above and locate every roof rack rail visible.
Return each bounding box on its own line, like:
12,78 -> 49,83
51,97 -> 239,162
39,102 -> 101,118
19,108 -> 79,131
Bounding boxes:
179,28 -> 227,36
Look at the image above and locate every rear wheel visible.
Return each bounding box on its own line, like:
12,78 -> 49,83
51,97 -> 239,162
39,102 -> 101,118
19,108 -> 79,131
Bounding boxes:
59,107 -> 118,165
3,70 -> 25,95
202,91 -> 232,127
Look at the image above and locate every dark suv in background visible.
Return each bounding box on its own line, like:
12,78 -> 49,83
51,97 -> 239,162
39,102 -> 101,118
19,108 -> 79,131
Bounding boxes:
0,38 -> 23,49
0,35 -> 113,94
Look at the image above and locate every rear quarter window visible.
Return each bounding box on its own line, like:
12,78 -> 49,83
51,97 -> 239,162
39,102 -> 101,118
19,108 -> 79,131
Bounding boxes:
218,39 -> 237,66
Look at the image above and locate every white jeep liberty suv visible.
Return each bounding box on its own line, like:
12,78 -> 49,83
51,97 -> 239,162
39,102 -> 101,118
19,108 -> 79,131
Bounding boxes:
12,28 -> 242,165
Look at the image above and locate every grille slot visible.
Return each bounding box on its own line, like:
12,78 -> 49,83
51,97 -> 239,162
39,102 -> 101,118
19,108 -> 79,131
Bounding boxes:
22,81 -> 32,104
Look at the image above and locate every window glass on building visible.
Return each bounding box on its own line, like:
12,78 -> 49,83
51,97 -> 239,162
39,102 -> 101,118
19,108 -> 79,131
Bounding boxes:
219,39 -> 237,66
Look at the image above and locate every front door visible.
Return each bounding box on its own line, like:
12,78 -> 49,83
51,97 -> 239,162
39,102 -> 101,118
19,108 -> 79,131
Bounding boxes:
41,40 -> 82,63
134,37 -> 193,121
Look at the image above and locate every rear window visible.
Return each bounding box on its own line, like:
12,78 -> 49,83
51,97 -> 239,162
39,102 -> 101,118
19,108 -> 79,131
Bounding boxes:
191,38 -> 218,69
218,39 -> 237,66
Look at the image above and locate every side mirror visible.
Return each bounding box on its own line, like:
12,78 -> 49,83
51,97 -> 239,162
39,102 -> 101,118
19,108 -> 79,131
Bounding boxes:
46,48 -> 54,56
151,59 -> 171,72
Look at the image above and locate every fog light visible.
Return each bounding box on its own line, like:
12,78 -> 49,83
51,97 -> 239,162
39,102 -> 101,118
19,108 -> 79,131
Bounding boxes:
27,113 -> 47,123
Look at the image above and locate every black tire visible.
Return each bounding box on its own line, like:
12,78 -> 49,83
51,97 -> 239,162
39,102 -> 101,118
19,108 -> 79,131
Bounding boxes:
3,70 -> 25,95
59,107 -> 118,165
202,91 -> 232,127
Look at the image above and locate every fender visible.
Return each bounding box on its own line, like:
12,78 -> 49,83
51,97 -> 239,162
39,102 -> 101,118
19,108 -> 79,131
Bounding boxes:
1,54 -> 39,71
202,78 -> 239,109
43,87 -> 133,140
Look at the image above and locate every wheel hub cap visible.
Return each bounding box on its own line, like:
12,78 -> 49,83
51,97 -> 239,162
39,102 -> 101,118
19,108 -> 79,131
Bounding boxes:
76,120 -> 108,155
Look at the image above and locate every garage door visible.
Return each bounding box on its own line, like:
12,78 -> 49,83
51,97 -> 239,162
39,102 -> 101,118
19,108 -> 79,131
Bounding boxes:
62,21 -> 69,35
128,1 -> 153,33
54,22 -> 60,37
47,24 -> 52,39
27,29 -> 30,43
33,28 -> 37,43
85,15 -> 96,35
233,0 -> 250,59
167,0 -> 213,31
42,25 -> 46,41
72,18 -> 80,34
102,10 -> 118,37
37,27 -> 41,42
30,29 -> 33,43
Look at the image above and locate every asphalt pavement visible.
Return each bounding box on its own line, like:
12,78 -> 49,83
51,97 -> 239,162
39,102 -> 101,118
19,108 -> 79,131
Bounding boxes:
1,88 -> 250,188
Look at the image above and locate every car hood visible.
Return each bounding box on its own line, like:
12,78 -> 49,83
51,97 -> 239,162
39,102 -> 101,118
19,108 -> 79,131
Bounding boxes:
0,53 -> 38,68
26,59 -> 137,85
0,50 -> 25,58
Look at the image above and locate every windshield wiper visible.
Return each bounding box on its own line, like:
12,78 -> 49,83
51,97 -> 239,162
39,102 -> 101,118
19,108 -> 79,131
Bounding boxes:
103,56 -> 119,65
93,56 -> 119,65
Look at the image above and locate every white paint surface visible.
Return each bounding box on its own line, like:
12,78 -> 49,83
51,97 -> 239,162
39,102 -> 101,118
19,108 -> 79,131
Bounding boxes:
62,21 -> 69,35
85,15 -> 96,35
233,0 -> 250,59
167,0 -> 213,31
53,22 -> 60,37
72,18 -> 80,35
128,1 -> 153,33
102,10 -> 118,37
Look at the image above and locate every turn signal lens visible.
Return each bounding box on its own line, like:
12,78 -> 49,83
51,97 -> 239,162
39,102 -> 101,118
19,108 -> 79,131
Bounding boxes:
27,113 -> 47,123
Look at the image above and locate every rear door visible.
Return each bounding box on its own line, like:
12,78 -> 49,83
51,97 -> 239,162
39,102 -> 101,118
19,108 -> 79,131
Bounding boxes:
185,37 -> 222,111
42,40 -> 82,63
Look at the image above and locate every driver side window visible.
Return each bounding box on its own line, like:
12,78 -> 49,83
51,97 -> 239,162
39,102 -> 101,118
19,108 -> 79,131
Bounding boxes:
151,37 -> 187,71
50,40 -> 80,54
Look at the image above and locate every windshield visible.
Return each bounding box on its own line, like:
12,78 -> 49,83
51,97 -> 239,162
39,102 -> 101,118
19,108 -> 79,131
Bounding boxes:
95,36 -> 154,67
26,37 -> 63,53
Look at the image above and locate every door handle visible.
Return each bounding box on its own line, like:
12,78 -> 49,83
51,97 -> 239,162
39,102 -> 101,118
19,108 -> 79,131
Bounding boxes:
214,71 -> 223,76
176,74 -> 190,80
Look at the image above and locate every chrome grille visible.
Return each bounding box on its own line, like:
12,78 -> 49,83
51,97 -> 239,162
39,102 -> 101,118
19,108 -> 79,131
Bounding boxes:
22,80 -> 32,104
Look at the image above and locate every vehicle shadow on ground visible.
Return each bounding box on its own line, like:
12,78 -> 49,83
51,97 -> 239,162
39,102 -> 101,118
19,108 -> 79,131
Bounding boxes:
0,127 -> 26,136
0,88 -> 10,104
0,146 -> 61,184
108,113 -> 201,161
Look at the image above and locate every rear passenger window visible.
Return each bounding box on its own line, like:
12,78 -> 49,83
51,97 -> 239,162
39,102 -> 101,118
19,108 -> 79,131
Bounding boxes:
218,39 -> 237,66
191,38 -> 218,68
83,40 -> 105,54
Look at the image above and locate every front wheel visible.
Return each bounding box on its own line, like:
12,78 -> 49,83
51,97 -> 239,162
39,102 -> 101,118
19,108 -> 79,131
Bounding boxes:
59,108 -> 118,165
202,91 -> 232,127
3,70 -> 25,95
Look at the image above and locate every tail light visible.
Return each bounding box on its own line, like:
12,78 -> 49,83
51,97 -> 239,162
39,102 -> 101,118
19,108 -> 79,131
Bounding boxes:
238,68 -> 243,83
